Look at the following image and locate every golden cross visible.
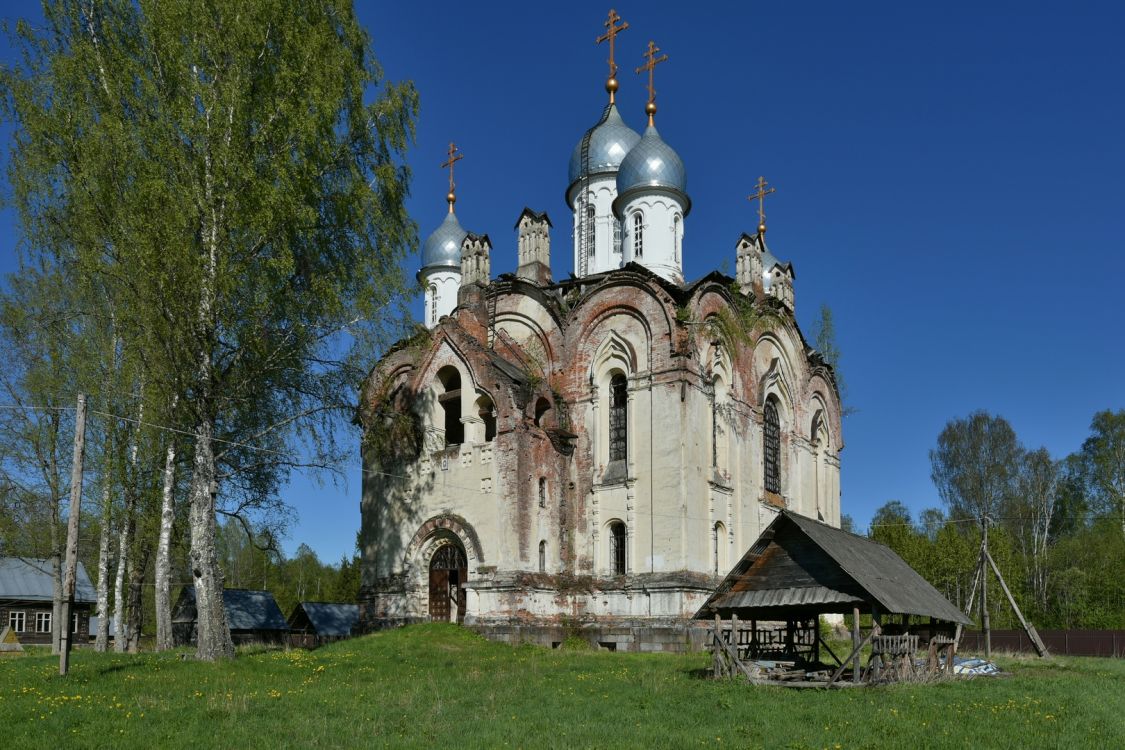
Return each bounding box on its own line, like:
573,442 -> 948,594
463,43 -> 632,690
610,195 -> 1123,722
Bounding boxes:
440,142 -> 463,212
596,9 -> 629,85
748,176 -> 776,233
635,40 -> 669,124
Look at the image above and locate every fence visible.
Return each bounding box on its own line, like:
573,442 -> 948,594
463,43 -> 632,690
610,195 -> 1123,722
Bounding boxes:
960,629 -> 1124,657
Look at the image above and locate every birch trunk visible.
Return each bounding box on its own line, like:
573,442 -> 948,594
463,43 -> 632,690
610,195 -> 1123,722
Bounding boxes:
154,435 -> 177,651
112,519 -> 129,652
188,416 -> 233,660
125,548 -> 147,652
94,481 -> 112,651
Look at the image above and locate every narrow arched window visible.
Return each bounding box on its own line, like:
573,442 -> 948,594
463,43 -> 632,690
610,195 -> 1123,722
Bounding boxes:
609,521 -> 626,575
713,522 -> 725,574
429,285 -> 438,324
538,477 -> 547,508
632,212 -> 643,258
673,214 -> 681,263
609,373 -> 628,463
437,367 -> 463,445
539,540 -> 547,573
764,398 -> 781,495
586,204 -> 596,259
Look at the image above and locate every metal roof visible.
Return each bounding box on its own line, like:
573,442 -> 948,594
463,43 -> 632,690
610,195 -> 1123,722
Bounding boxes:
0,557 -> 96,603
174,587 -> 289,631
696,511 -> 972,625
294,602 -> 359,637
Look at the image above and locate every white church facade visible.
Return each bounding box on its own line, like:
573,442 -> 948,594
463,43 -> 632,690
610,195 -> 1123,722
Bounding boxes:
358,17 -> 843,649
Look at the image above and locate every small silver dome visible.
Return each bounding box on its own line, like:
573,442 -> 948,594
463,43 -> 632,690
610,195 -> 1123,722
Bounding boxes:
567,103 -> 641,189
616,124 -> 687,198
420,211 -> 467,273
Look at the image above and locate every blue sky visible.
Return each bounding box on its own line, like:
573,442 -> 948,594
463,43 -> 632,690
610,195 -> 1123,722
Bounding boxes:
3,2 -> 1123,562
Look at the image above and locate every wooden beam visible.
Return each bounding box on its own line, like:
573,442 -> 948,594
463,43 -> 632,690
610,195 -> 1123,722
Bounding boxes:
828,621 -> 880,688
984,549 -> 1049,657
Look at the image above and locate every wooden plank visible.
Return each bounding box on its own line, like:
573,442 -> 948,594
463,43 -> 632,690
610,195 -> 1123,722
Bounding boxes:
984,549 -> 1049,657
827,622 -> 879,688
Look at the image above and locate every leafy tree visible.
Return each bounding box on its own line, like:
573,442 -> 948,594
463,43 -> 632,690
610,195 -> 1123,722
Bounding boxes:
2,0 -> 418,660
1077,409 -> 1125,540
929,411 -> 1023,526
810,304 -> 851,414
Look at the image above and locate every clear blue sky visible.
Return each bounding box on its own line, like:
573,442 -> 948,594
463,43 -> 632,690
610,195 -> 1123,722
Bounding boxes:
2,2 -> 1123,562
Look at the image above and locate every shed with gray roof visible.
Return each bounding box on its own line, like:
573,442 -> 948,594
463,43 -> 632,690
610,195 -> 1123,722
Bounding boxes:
172,587 -> 289,647
287,602 -> 359,647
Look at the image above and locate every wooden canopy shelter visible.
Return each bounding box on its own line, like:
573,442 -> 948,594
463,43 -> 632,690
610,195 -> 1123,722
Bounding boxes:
695,511 -> 971,685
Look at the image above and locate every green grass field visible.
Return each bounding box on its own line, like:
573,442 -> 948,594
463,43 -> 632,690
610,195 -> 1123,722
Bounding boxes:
1,623 -> 1121,749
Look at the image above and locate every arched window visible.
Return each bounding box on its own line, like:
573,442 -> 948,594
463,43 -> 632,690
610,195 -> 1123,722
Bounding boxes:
609,521 -> 626,575
632,212 -> 644,258
586,203 -> 596,259
429,285 -> 438,323
609,373 -> 628,463
534,397 -> 551,427
538,540 -> 547,573
713,522 -> 727,574
475,394 -> 496,443
437,367 -> 463,445
538,477 -> 547,508
673,214 -> 681,263
763,397 -> 781,495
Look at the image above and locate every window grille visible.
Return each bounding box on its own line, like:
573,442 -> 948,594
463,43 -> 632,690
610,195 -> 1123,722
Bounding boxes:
609,374 -> 628,462
674,214 -> 681,263
429,285 -> 438,324
538,477 -> 547,508
610,522 -> 627,575
633,212 -> 643,258
764,399 -> 781,494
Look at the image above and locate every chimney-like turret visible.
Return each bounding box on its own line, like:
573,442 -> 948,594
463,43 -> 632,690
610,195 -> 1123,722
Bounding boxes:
735,232 -> 761,296
458,232 -> 491,308
515,208 -> 552,285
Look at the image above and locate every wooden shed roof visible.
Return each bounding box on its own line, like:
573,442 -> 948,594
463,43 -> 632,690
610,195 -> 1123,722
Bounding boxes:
695,511 -> 971,625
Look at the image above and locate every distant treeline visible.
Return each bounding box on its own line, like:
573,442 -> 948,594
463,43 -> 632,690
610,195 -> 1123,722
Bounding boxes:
854,409 -> 1125,630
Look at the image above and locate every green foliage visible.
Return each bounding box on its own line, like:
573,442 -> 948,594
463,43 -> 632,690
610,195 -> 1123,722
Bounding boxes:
930,411 -> 1023,523
0,624 -> 1122,748
809,303 -> 851,412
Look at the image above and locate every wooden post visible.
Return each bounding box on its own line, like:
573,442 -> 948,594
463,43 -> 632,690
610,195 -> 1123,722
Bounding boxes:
731,614 -> 739,660
870,608 -> 882,682
984,549 -> 1048,657
750,618 -> 758,658
852,607 -> 861,684
981,519 -> 991,659
59,394 -> 87,677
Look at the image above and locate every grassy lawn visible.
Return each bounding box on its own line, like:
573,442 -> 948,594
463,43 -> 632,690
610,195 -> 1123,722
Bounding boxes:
1,623 -> 1121,748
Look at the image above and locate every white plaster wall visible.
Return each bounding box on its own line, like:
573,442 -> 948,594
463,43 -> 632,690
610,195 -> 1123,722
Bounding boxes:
422,270 -> 460,329
571,176 -> 623,276
620,194 -> 685,284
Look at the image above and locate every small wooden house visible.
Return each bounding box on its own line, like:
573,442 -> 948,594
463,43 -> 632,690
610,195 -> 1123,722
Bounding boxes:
172,587 -> 289,646
695,511 -> 971,684
287,602 -> 359,648
0,557 -> 95,646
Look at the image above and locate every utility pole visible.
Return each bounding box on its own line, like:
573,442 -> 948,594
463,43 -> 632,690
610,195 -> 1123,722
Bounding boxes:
980,515 -> 991,659
59,394 -> 87,676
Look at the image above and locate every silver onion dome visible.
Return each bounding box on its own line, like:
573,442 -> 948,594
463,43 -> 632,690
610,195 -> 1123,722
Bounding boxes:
420,210 -> 467,273
566,103 -> 641,195
615,124 -> 688,199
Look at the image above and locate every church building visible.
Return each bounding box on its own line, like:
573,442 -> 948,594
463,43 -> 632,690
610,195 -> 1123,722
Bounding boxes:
358,13 -> 843,649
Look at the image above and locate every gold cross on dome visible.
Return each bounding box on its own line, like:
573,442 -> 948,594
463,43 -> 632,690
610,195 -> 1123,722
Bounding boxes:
635,40 -> 669,124
441,142 -> 463,212
748,176 -> 776,234
596,9 -> 630,88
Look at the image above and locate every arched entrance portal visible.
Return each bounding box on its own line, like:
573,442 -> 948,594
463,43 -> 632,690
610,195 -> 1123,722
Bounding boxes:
428,544 -> 467,623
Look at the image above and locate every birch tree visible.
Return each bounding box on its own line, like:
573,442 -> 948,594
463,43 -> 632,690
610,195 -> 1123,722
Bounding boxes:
4,0 -> 417,660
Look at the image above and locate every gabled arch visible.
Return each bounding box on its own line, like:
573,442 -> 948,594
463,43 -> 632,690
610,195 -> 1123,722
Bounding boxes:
589,329 -> 638,384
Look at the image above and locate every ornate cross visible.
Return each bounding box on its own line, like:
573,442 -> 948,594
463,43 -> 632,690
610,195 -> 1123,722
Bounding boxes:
635,40 -> 669,124
748,176 -> 776,234
596,9 -> 630,98
441,142 -> 463,211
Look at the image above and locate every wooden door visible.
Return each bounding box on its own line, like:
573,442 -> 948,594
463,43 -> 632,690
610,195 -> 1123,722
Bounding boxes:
429,545 -> 467,622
